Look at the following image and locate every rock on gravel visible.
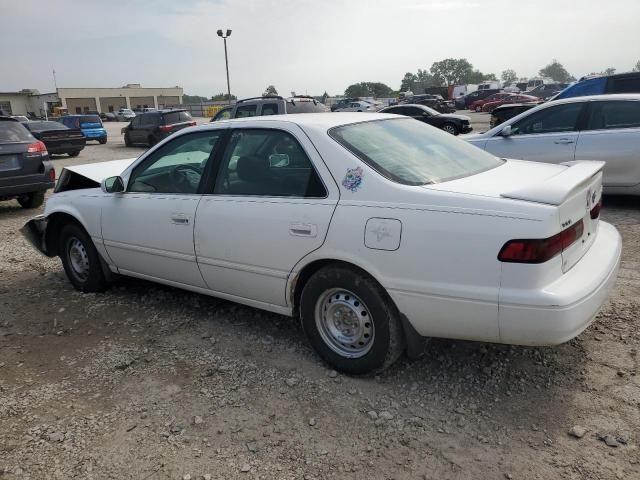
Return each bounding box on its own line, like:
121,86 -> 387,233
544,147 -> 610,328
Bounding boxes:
568,425 -> 587,439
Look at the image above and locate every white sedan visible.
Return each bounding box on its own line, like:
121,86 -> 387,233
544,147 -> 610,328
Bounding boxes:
22,113 -> 621,374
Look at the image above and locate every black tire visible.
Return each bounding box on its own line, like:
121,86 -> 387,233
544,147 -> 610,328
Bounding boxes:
442,123 -> 459,135
98,137 -> 107,145
59,223 -> 108,293
68,151 -> 80,157
300,265 -> 406,375
124,132 -> 132,147
475,105 -> 482,112
18,191 -> 45,209
148,135 -> 157,147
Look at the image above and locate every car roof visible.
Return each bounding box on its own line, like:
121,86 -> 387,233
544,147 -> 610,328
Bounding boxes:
545,93 -> 640,105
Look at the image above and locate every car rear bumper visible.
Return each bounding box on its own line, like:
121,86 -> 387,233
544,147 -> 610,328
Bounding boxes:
82,129 -> 107,139
0,171 -> 55,198
21,215 -> 51,256
498,221 -> 622,345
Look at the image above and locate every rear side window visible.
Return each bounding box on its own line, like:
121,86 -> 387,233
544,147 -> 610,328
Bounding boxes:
587,101 -> 640,130
235,105 -> 258,118
140,114 -> 158,127
261,103 -> 279,116
0,121 -> 34,142
286,100 -> 328,114
511,103 -> 583,135
163,112 -> 181,124
608,75 -> 640,93
556,78 -> 606,100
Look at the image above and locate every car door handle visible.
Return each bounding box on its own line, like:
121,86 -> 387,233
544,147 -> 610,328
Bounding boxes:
171,215 -> 189,225
554,138 -> 575,144
289,223 -> 317,237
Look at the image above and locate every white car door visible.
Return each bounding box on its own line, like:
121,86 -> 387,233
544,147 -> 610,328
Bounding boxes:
101,130 -> 224,287
194,123 -> 339,307
575,99 -> 640,187
481,102 -> 585,164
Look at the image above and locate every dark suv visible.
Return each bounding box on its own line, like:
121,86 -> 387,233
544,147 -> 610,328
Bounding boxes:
0,117 -> 55,208
211,96 -> 329,121
122,109 -> 196,147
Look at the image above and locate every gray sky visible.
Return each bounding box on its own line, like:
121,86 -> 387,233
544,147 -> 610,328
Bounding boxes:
2,0 -> 639,97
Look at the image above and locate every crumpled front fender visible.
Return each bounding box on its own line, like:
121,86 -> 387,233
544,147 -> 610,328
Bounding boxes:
20,215 -> 53,257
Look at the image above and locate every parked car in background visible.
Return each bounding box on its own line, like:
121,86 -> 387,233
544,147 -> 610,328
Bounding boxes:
23,120 -> 86,157
0,117 -> 55,208
481,94 -> 539,112
465,94 -> 640,195
335,100 -> 376,112
379,104 -> 472,135
405,94 -> 456,113
122,109 -> 196,147
331,98 -> 357,112
551,71 -> 640,101
211,96 -> 329,121
469,93 -> 513,112
457,89 -> 502,109
477,81 -> 501,90
489,103 -> 538,128
101,112 -> 117,122
10,115 -> 30,123
525,77 -> 554,91
22,113 -> 620,374
525,83 -> 567,100
115,108 -> 136,121
60,114 -> 107,144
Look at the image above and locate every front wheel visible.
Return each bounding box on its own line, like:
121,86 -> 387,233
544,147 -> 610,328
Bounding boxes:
98,137 -> 107,145
68,151 -> 80,157
18,191 -> 45,209
475,105 -> 482,112
300,266 -> 406,374
442,123 -> 458,135
59,223 -> 108,292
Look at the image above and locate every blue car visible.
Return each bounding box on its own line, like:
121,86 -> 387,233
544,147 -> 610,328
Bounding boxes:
60,114 -> 107,144
552,71 -> 640,101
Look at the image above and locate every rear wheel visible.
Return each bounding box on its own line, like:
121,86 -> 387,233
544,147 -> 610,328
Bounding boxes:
442,123 -> 458,135
300,265 -> 406,374
148,135 -> 157,147
59,223 -> 108,292
124,132 -> 132,147
18,191 -> 45,209
98,137 -> 107,145
68,151 -> 80,157
475,105 -> 482,112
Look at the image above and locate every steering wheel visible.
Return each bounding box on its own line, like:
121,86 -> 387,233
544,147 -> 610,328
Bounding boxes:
171,164 -> 202,193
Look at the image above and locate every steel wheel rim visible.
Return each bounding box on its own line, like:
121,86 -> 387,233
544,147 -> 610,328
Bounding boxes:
67,237 -> 90,282
443,125 -> 456,134
314,288 -> 374,358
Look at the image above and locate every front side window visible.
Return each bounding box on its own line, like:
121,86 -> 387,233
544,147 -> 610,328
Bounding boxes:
128,131 -> 221,194
510,103 -> 583,136
555,77 -> 606,100
212,108 -> 232,121
0,121 -> 33,142
235,105 -> 258,118
213,129 -> 326,197
587,101 -> 640,130
330,118 -> 502,186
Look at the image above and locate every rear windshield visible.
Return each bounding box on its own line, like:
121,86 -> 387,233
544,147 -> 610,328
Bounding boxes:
286,100 -> 329,114
0,121 -> 34,142
163,111 -> 192,124
330,118 -> 503,186
27,121 -> 68,131
79,115 -> 102,125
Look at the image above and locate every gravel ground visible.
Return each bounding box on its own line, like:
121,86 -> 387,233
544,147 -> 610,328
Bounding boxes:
0,114 -> 639,480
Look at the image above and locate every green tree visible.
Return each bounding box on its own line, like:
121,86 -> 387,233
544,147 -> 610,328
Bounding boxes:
604,67 -> 616,76
345,82 -> 393,98
211,93 -> 236,101
634,60 -> 640,72
182,94 -> 208,104
467,70 -> 485,84
400,72 -> 418,91
430,58 -> 474,86
262,85 -> 278,97
483,73 -> 498,81
539,60 -> 575,83
501,69 -> 518,83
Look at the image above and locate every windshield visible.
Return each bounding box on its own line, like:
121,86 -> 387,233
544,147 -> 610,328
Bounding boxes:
28,121 -> 68,131
421,106 -> 440,116
330,118 -> 502,186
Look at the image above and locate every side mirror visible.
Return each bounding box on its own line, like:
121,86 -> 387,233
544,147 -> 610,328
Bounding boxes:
101,176 -> 125,193
500,125 -> 512,137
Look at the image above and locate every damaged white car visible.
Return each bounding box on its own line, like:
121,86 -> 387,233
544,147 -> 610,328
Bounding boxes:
22,113 -> 622,374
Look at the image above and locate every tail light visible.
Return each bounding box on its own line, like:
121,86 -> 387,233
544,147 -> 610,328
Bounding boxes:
590,199 -> 602,219
498,220 -> 584,264
158,125 -> 173,133
27,141 -> 47,154
48,168 -> 56,182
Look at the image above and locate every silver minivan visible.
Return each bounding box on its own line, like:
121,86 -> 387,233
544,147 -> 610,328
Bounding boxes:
465,94 -> 640,195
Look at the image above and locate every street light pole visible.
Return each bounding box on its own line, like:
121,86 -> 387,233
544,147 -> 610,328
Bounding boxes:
217,29 -> 232,105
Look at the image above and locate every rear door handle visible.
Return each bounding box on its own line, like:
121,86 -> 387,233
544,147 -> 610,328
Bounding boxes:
171,214 -> 189,225
554,138 -> 575,144
289,223 -> 317,237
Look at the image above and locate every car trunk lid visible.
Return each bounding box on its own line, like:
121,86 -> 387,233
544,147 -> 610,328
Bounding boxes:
0,141 -> 43,178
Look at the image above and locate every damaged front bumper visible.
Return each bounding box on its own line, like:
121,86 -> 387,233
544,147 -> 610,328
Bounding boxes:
20,215 -> 51,256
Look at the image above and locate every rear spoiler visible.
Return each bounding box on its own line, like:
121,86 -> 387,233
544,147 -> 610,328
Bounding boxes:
500,161 -> 605,205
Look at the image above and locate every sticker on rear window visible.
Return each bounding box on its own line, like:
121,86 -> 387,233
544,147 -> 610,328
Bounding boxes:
342,166 -> 363,192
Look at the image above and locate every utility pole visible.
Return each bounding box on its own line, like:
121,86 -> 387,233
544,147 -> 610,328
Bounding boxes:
216,29 -> 232,104
52,65 -> 58,90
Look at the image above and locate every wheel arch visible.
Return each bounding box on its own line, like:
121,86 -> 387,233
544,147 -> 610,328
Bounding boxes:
44,211 -> 87,256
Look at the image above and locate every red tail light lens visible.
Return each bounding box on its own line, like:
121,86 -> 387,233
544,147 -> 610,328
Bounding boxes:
498,220 -> 584,264
188,121 -> 196,126
590,200 -> 602,219
159,125 -> 173,133
48,168 -> 56,182
27,141 -> 47,154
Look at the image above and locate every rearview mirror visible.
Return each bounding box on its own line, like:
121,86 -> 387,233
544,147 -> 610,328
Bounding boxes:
500,125 -> 512,137
268,153 -> 290,168
101,176 -> 124,193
